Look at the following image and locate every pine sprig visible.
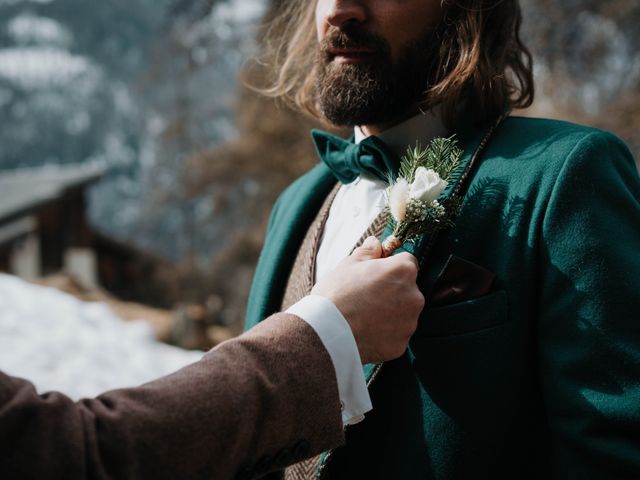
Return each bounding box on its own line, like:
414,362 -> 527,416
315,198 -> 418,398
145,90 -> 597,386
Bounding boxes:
398,135 -> 463,183
397,144 -> 428,183
424,136 -> 463,179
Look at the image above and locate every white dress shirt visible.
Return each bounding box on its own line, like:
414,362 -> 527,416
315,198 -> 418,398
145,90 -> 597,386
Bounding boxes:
289,111 -> 447,426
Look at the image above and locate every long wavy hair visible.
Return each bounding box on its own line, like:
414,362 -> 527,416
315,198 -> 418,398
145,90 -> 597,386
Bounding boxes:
254,0 -> 534,127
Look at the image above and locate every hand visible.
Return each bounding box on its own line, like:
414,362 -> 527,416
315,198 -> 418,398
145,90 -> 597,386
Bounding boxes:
312,236 -> 424,364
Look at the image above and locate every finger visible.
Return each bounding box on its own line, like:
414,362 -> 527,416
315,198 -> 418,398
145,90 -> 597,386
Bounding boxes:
394,251 -> 418,266
351,236 -> 382,261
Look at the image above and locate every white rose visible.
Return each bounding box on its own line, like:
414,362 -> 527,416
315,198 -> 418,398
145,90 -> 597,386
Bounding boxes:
388,178 -> 409,222
409,167 -> 448,204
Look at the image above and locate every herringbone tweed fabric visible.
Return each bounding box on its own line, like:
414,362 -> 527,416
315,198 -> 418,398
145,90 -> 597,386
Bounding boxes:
281,184 -> 341,311
349,210 -> 389,255
282,186 -> 389,480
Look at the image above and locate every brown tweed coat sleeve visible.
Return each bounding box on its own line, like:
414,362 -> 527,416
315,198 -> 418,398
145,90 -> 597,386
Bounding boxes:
0,313 -> 344,480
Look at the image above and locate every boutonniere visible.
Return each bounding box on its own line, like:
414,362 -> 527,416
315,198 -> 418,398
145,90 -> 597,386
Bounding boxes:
381,136 -> 464,257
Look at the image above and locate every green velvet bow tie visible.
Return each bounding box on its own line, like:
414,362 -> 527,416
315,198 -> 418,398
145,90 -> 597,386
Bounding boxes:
311,129 -> 401,184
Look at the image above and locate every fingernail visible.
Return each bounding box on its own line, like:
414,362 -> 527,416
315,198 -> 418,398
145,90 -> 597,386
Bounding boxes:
362,236 -> 377,249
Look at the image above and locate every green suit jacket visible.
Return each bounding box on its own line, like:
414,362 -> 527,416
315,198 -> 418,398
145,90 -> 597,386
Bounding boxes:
245,117 -> 640,479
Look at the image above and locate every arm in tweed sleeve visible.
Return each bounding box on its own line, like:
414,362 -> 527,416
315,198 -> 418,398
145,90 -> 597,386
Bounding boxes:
0,313 -> 345,480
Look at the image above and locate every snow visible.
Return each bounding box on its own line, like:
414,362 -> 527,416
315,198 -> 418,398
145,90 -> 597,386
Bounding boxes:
0,0 -> 54,5
213,0 -> 266,25
0,274 -> 204,400
7,13 -> 73,48
0,47 -> 95,90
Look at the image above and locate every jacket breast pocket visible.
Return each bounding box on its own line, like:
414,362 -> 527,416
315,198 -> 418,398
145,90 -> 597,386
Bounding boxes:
415,289 -> 509,337
409,290 -> 519,428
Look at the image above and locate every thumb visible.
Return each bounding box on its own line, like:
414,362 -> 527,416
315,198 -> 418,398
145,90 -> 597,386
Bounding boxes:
351,236 -> 382,261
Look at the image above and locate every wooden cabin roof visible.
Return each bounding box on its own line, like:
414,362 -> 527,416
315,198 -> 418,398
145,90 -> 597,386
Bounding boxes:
0,163 -> 106,225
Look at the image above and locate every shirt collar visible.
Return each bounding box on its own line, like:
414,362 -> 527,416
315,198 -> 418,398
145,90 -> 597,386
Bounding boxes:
353,110 -> 448,157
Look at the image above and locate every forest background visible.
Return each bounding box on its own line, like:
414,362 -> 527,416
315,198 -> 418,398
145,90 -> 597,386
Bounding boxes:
1,0 -> 638,338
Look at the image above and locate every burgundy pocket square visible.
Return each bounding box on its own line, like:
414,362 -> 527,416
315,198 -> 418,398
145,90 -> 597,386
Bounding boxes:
427,255 -> 496,308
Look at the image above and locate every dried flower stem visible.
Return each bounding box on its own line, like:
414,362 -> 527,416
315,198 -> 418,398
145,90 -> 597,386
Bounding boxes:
381,235 -> 402,258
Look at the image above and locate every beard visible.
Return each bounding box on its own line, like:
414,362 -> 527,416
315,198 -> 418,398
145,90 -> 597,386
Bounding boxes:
315,26 -> 438,127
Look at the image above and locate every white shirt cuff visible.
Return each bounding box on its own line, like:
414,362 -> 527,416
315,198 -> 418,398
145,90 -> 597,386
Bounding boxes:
287,295 -> 372,426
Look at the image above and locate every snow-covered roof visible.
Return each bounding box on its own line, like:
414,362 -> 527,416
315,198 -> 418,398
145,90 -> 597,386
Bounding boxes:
0,163 -> 106,224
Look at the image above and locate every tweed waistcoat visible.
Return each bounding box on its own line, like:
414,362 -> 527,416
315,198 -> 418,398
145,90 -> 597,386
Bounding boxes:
281,183 -> 389,480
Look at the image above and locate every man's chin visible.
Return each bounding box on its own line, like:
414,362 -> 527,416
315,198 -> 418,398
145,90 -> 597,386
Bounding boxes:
322,60 -> 377,77
316,53 -> 428,127
319,104 -> 396,128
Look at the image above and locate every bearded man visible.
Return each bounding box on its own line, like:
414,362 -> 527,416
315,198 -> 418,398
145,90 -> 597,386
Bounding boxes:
245,0 -> 640,478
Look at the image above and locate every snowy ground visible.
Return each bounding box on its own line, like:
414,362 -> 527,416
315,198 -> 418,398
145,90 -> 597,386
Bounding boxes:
0,273 -> 203,400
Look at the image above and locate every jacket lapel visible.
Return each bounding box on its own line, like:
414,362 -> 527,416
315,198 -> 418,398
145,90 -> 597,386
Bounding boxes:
245,163 -> 337,330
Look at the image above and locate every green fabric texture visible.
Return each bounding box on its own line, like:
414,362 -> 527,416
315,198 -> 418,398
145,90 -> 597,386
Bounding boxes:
311,128 -> 402,184
245,117 -> 640,479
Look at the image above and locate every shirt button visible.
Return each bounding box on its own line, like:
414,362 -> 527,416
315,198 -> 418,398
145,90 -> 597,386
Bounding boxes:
340,401 -> 345,411
352,206 -> 361,217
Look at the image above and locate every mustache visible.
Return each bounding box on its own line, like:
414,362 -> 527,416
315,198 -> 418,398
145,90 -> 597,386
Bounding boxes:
319,26 -> 391,57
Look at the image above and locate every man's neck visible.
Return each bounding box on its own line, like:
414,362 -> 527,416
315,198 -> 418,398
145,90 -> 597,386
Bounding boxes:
358,109 -> 421,137
354,109 -> 448,157
358,123 -> 392,138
